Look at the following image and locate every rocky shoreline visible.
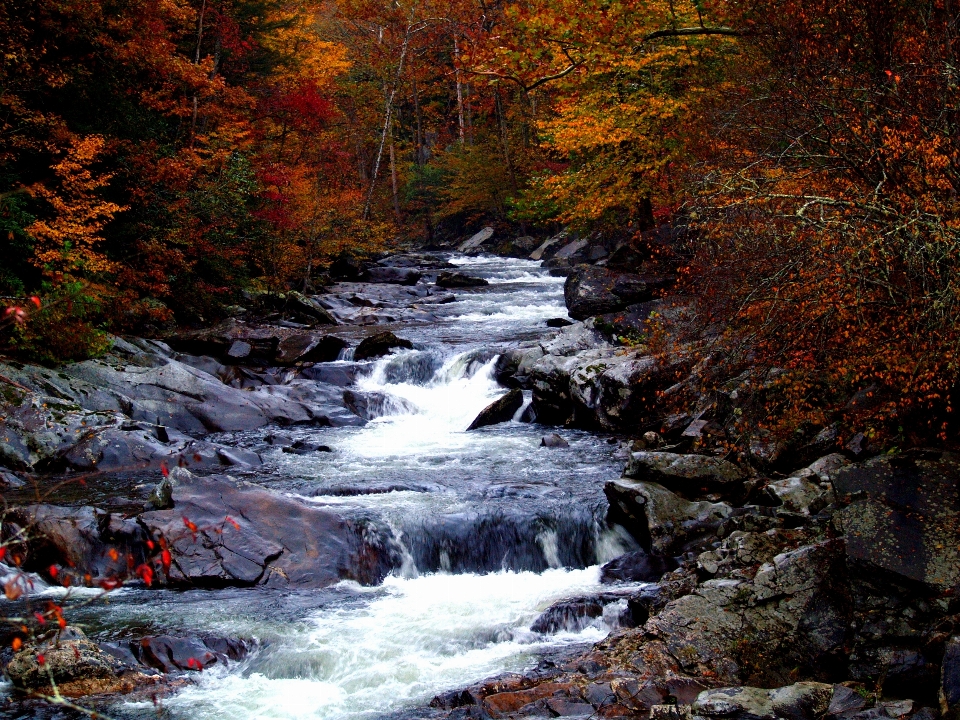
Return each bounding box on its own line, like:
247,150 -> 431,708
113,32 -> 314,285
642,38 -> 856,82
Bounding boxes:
1,234 -> 958,720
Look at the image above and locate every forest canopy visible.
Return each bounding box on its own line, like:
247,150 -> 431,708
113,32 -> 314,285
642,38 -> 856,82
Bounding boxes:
0,0 -> 957,442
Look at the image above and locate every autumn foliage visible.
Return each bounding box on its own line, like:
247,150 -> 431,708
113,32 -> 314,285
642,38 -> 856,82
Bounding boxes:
0,0 -> 956,441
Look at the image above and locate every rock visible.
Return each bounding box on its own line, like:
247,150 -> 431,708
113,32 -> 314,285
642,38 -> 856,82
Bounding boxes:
343,389 -> 418,420
828,685 -> 868,716
693,683 -> 834,720
4,627 -> 148,696
281,440 -> 333,455
354,331 -> 414,361
131,635 -> 250,672
497,235 -> 540,257
605,478 -> 733,555
227,340 -> 252,359
530,231 -> 570,261
768,473 -> 830,515
942,637 -> 960,719
284,291 -> 338,325
546,317 -> 574,328
11,504 -> 151,583
363,266 -> 422,285
541,433 -> 569,448
275,333 -> 347,364
834,451 -> 960,592
458,226 -> 495,253
807,453 -> 849,483
436,271 -> 489,288
328,253 -> 364,280
147,476 -> 174,510
467,389 -> 524,430
564,265 -> 674,321
600,549 -> 678,583
623,452 -> 746,497
139,471 -> 394,588
646,540 -> 852,684
0,468 -> 25,487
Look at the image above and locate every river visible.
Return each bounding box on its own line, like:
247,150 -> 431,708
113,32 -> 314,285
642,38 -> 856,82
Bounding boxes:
2,255 -> 638,720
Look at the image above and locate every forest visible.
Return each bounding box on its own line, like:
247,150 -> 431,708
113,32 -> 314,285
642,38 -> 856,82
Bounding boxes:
1,0 -> 956,443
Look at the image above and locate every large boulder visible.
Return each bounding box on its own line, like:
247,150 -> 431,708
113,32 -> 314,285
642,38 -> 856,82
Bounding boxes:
458,226 -> 495,253
564,265 -> 674,321
275,333 -> 347,364
646,540 -> 853,685
139,471 -> 395,588
467,389 -> 524,430
354,331 -> 414,361
600,548 -> 678,583
623,452 -> 747,497
833,451 -> 960,592
604,478 -> 733,555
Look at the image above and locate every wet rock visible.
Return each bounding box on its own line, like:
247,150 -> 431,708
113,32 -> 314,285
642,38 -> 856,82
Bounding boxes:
458,227 -> 495,253
132,635 -> 251,672
834,451 -> 960,592
605,478 -> 733,555
275,333 -> 347,364
546,317 -> 574,328
541,433 -> 570,448
139,471 -> 393,588
437,272 -> 489,288
600,549 -> 678,583
10,504 -> 151,583
623,452 -> 746,497
692,682 -> 834,720
281,439 -> 333,455
467,389 -> 524,430
354,331 -> 414,361
363,266 -> 422,285
942,637 -> 960,719
531,597 -> 608,634
343,389 -> 418,420
284,291 -> 338,325
5,627 -> 149,697
564,265 -> 674,321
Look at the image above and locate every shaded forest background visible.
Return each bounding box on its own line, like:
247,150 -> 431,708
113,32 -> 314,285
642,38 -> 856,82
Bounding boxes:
1,0 -> 958,444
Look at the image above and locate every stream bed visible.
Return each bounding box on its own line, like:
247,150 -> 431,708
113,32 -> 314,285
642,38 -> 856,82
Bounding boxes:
2,255 -> 638,720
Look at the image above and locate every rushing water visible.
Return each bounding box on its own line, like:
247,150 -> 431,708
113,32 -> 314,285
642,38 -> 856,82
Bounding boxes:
1,255 -> 637,720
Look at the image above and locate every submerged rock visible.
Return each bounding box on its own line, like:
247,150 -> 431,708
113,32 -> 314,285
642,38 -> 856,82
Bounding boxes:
467,389 -> 524,430
540,433 -> 569,448
436,271 -> 489,288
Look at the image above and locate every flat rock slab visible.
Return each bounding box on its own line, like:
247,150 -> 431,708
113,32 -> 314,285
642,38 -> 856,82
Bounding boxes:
623,452 -> 746,496
834,451 -> 960,592
140,473 -> 393,588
